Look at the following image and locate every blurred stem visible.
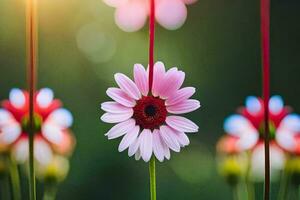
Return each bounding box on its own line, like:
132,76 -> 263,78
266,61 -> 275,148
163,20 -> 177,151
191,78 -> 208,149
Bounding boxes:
232,184 -> 242,200
43,184 -> 57,200
277,170 -> 290,200
245,152 -> 255,200
1,175 -> 11,200
149,157 -> 156,200
9,158 -> 21,200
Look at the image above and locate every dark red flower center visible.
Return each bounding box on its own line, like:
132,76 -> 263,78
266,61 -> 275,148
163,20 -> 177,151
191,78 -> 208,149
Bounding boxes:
133,96 -> 167,130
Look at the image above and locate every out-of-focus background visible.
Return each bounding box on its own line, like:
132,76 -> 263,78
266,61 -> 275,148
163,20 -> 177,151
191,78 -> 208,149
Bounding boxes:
0,0 -> 300,199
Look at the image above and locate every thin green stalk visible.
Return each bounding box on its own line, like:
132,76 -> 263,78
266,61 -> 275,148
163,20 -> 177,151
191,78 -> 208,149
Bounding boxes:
9,158 -> 21,200
245,152 -> 255,200
149,157 -> 156,200
1,175 -> 11,200
43,184 -> 57,200
277,171 -> 290,200
29,133 -> 36,200
233,185 -> 239,200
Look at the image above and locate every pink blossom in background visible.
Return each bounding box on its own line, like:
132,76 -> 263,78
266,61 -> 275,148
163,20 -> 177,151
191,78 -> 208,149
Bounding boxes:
103,0 -> 197,32
101,62 -> 200,162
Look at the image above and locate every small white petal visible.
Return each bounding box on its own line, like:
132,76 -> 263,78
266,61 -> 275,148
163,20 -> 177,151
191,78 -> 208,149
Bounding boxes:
174,131 -> 190,147
0,123 -> 21,144
105,119 -> 136,140
9,88 -> 25,108
152,129 -> 165,162
42,123 -> 64,145
47,109 -> 73,128
118,126 -> 140,152
36,88 -> 54,108
269,95 -> 284,115
276,129 -> 296,151
128,137 -> 140,157
13,139 -> 29,163
135,149 -> 142,161
0,109 -> 13,126
245,96 -> 262,115
35,140 -> 53,165
279,114 -> 300,133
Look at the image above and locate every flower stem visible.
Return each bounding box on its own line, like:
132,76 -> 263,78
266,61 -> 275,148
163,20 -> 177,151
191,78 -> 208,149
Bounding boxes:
43,184 -> 57,200
149,157 -> 156,200
148,0 -> 155,91
1,175 -> 11,200
260,0 -> 271,199
277,170 -> 290,200
9,158 -> 21,200
246,152 -> 255,200
26,0 -> 38,199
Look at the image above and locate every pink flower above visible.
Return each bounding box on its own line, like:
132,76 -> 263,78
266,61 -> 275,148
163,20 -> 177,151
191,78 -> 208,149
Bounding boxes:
101,62 -> 200,162
103,0 -> 197,32
0,88 -> 75,165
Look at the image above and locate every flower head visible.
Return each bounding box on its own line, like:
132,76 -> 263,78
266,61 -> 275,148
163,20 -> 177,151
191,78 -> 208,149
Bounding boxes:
103,0 -> 197,32
0,88 -> 75,165
101,62 -> 200,162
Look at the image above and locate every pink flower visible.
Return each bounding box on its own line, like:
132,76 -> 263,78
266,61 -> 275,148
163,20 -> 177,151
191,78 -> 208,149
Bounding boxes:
103,0 -> 197,32
0,88 -> 75,165
101,62 -> 200,162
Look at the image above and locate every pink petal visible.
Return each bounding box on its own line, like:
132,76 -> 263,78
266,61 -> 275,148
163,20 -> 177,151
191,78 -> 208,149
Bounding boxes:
105,119 -> 135,139
164,143 -> 171,160
42,123 -> 64,145
152,62 -> 166,97
166,87 -> 195,106
118,125 -> 140,152
156,0 -> 187,30
35,139 -> 53,165
101,111 -> 133,123
139,129 -> 153,162
135,149 -> 142,160
159,125 -> 180,152
106,88 -> 136,107
166,116 -> 198,133
115,0 -> 148,32
0,122 -> 21,144
115,73 -> 141,100
152,129 -> 165,162
9,88 -> 26,108
128,137 -> 140,156
101,101 -> 133,114
134,64 -> 149,96
103,0 -> 124,7
174,131 -> 190,147
159,68 -> 185,99
167,99 -> 200,114
182,0 -> 198,5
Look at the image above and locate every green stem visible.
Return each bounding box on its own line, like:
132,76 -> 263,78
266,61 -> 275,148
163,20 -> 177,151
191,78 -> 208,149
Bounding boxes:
245,152 -> 255,200
43,184 -> 57,200
233,185 -> 239,200
149,157 -> 156,200
1,175 -> 11,200
29,133 -> 36,200
9,158 -> 21,200
277,171 -> 290,200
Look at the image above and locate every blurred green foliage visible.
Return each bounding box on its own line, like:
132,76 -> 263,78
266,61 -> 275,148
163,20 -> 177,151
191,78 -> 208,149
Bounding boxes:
0,0 -> 300,199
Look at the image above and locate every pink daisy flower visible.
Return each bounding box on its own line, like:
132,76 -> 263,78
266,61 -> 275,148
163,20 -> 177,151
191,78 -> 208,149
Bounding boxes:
0,88 -> 75,165
101,62 -> 200,162
103,0 -> 197,32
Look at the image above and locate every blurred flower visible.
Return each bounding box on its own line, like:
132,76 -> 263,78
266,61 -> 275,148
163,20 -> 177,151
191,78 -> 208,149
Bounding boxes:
103,0 -> 197,32
0,88 -> 75,165
101,61 -> 200,162
219,95 -> 300,181
36,155 -> 70,183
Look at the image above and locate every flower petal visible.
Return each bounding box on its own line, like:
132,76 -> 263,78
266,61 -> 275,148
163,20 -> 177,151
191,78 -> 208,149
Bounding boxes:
35,139 -> 53,165
47,108 -> 73,128
105,119 -> 136,140
166,116 -> 198,133
101,111 -> 133,123
160,125 -> 180,152
245,96 -> 262,115
159,68 -> 185,99
42,123 -> 64,145
224,114 -> 255,136
156,0 -> 187,30
0,123 -> 21,144
128,137 -> 140,157
0,109 -> 13,126
36,88 -> 54,108
134,64 -> 149,96
174,131 -> 190,147
269,95 -> 284,115
152,129 -> 165,162
139,129 -> 153,162
115,0 -> 148,32
9,88 -> 26,108
167,99 -> 200,114
115,73 -> 141,100
106,88 -> 136,107
135,149 -> 142,160
276,130 -> 296,151
164,143 -> 171,160
166,87 -> 195,106
279,114 -> 300,133
101,101 -> 133,114
13,139 -> 28,163
118,125 -> 140,152
152,62 -> 166,97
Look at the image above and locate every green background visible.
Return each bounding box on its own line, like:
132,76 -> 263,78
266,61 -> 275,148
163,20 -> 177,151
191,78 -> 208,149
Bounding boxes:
0,0 -> 300,199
